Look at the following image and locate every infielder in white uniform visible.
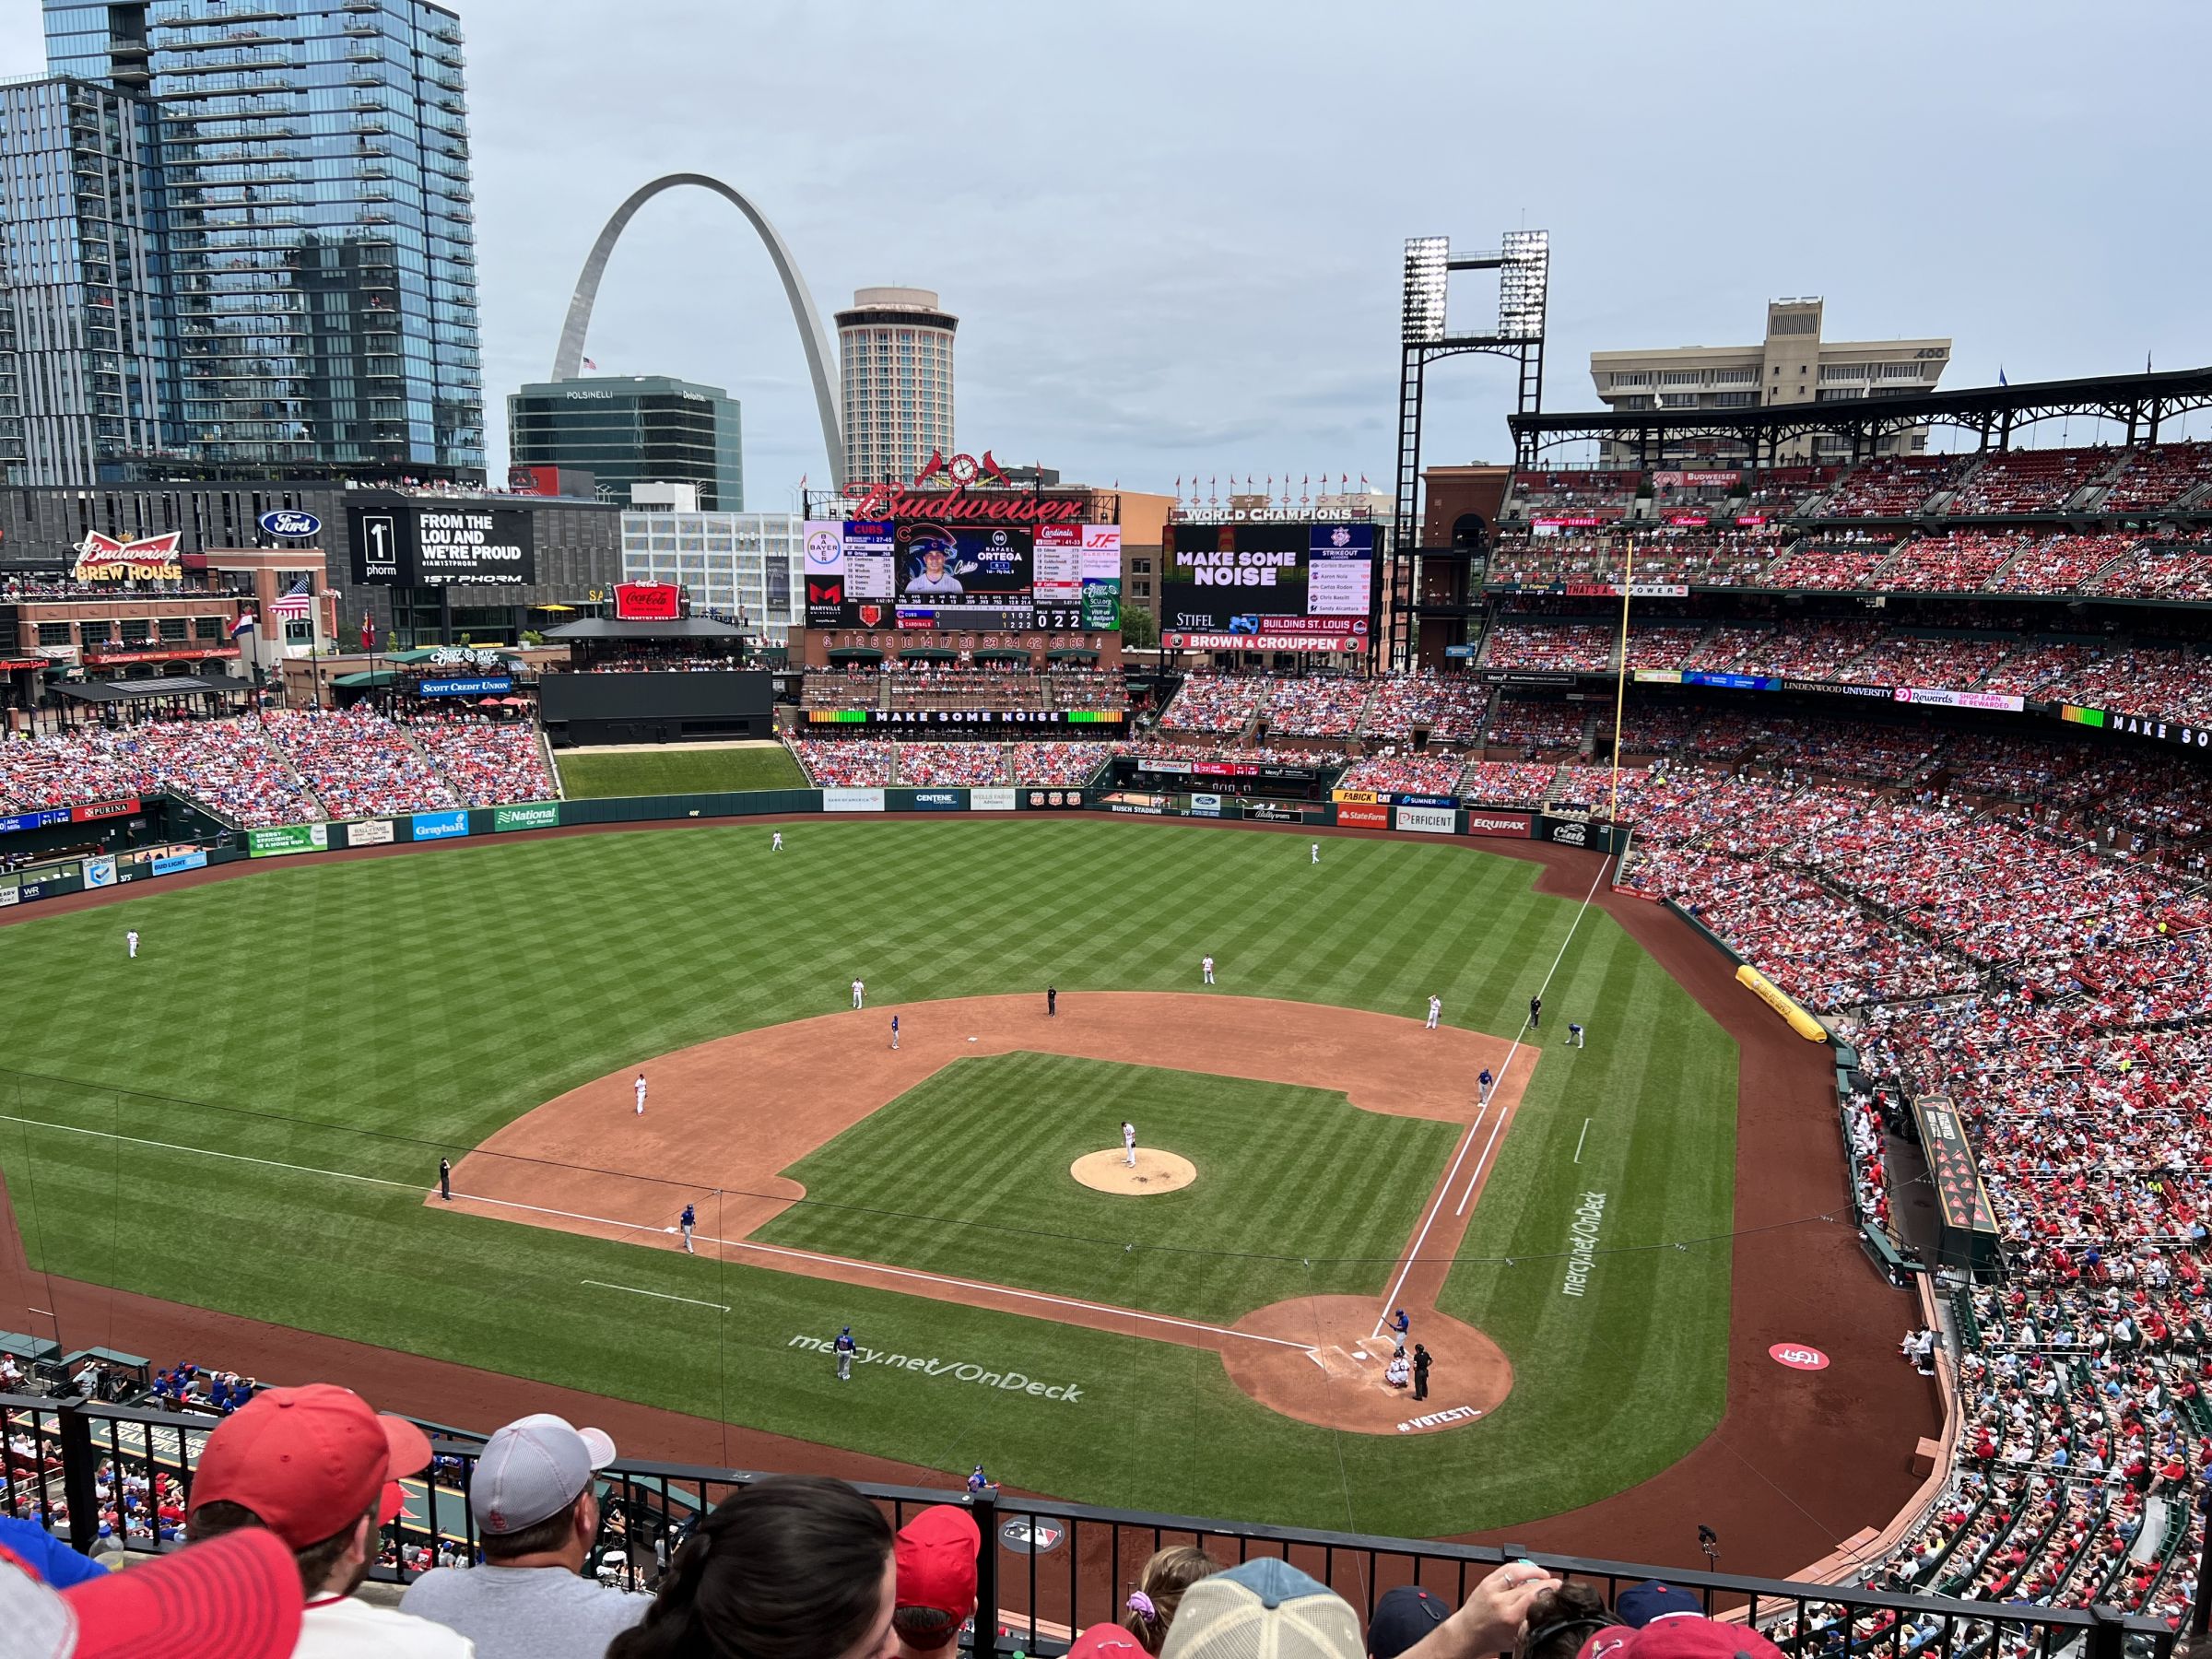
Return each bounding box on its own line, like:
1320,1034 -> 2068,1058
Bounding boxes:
771,831 -> 782,852
1426,995 -> 1441,1031
125,929 -> 139,959
852,977 -> 865,1009
634,1072 -> 647,1116
1201,955 -> 1215,985
1122,1120 -> 1137,1167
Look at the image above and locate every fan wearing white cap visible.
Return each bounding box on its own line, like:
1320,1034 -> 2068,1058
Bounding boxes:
400,1413 -> 651,1659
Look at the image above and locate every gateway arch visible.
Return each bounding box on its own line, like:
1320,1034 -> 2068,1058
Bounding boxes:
551,173 -> 845,489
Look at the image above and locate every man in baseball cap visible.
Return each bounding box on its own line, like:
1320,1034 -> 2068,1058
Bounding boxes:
1066,1626 -> 1146,1657
1159,1557 -> 1362,1658
401,1412 -> 648,1659
891,1502 -> 981,1656
185,1382 -> 475,1655
1367,1584 -> 1451,1658
1,1527 -> 302,1659
1577,1619 -> 1788,1659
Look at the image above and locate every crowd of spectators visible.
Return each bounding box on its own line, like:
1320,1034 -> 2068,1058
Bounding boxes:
574,650 -> 742,673
1817,454 -> 1959,517
1360,674 -> 1489,742
1457,759 -> 1562,806
1947,448 -> 2112,515
1484,698 -> 1585,752
891,743 -> 1010,786
783,737 -> 894,785
2081,538 -> 2212,601
411,716 -> 558,806
1335,751 -> 1469,797
1758,538 -> 1900,591
1503,467 -> 1641,520
1159,673 -> 1269,734
1479,619 -> 1615,672
265,707 -> 459,819
1880,532 -> 2034,593
1009,742 -> 1121,785
1264,677 -> 1371,736
1984,532 -> 2140,594
2100,441 -> 2212,512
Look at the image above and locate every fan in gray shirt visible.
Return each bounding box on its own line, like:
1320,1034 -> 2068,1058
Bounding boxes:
401,1413 -> 650,1659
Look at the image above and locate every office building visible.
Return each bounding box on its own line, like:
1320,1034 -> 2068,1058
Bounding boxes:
40,0 -> 484,477
509,375 -> 743,509
1589,299 -> 1950,465
0,75 -> 178,485
835,286 -> 954,485
621,485 -> 801,644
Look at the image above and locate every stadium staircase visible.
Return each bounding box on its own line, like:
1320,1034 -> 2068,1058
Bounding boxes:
264,739 -> 329,822
539,730 -> 564,799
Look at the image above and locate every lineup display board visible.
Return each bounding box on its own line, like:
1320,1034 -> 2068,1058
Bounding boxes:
1160,523 -> 1374,652
804,519 -> 1121,632
349,502 -> 536,587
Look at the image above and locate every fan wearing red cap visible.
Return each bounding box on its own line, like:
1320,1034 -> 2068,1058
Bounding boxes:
185,1382 -> 476,1656
892,1503 -> 981,1656
0,1529 -> 303,1659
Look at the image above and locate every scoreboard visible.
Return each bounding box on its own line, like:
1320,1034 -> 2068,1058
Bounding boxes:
805,519 -> 1121,632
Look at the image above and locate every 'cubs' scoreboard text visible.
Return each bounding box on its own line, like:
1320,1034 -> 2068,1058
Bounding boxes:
804,520 -> 1122,632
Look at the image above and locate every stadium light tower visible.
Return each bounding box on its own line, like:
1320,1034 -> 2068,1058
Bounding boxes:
1386,230 -> 1549,670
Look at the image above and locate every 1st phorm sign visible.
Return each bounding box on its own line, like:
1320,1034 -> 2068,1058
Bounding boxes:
787,1334 -> 1086,1401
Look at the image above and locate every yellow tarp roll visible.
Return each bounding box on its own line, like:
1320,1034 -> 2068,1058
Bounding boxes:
1735,963 -> 1829,1042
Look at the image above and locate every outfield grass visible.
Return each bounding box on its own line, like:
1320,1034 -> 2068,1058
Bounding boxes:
758,1053 -> 1460,1324
555,744 -> 806,798
0,819 -> 1735,1535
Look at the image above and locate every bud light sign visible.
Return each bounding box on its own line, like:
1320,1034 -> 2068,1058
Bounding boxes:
258,510 -> 322,538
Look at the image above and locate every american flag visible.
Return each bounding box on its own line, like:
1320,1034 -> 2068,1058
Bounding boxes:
269,577 -> 312,620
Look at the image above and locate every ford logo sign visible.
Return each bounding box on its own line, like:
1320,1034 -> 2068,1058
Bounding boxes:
259,510 -> 322,538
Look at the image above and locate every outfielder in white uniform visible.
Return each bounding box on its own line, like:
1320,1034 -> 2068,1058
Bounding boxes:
1311,842 -> 1319,865
634,1072 -> 647,1116
852,978 -> 865,1009
1201,955 -> 1215,985
1123,1120 -> 1137,1167
771,831 -> 782,852
1426,995 -> 1441,1031
125,929 -> 139,959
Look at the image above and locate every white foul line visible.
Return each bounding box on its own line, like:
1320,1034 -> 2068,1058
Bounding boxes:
1371,853 -> 1616,1337
582,1279 -> 730,1312
1453,1103 -> 1515,1218
0,1112 -> 1309,1354
1573,1118 -> 1591,1164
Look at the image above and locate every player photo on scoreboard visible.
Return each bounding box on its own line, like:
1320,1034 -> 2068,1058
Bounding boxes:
897,523 -> 1032,601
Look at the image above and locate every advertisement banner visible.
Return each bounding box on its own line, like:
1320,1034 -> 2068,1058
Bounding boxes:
1188,794 -> 1224,817
346,818 -> 396,847
1161,521 -> 1374,645
1783,678 -> 1892,700
1632,668 -> 1683,685
906,791 -> 966,810
1464,811 -> 1533,839
0,806 -> 68,837
1892,686 -> 2025,712
71,797 -> 141,823
418,677 -> 513,699
970,788 -> 1018,812
492,803 -> 560,832
1333,801 -> 1390,829
1394,805 -> 1457,835
150,849 -> 209,877
1331,789 -> 1381,805
1684,671 -> 1778,692
351,503 -> 535,587
83,856 -> 116,888
2098,712 -> 2212,750
1243,802 -> 1309,822
614,582 -> 683,621
410,809 -> 470,841
1546,818 -> 1593,848
248,824 -> 329,858
822,788 -> 887,813
1389,794 -> 1458,810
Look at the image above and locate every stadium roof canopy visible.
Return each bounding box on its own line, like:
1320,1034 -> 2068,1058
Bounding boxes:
538,618 -> 747,641
1508,363 -> 2212,465
57,676 -> 245,702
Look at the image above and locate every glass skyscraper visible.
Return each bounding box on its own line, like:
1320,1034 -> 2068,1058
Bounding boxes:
509,375 -> 744,510
0,75 -> 178,484
39,0 -> 482,477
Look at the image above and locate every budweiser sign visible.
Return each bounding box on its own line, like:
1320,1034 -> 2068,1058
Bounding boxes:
842,447 -> 1085,524
73,531 -> 183,582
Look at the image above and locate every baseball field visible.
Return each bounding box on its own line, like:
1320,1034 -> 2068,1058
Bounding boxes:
0,817 -> 1754,1539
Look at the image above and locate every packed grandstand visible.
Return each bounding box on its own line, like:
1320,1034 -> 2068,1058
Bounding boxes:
5,431 -> 2212,1643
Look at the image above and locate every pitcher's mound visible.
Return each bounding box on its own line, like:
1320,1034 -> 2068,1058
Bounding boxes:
1071,1148 -> 1196,1194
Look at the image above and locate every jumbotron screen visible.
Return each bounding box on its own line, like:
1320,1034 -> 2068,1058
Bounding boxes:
804,520 -> 1121,632
1160,523 -> 1374,652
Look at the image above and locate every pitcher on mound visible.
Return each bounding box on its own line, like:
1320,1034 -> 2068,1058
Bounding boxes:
1122,1120 -> 1137,1167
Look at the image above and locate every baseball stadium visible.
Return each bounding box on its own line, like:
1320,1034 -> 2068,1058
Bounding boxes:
1,225 -> 2210,1659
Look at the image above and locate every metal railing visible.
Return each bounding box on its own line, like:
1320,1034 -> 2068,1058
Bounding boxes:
0,1394 -> 2177,1659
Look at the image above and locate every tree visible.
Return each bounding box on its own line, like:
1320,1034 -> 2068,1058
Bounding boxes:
1119,606 -> 1159,650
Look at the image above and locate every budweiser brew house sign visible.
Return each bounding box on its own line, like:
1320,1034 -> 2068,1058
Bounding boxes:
842,449 -> 1085,524
73,532 -> 183,582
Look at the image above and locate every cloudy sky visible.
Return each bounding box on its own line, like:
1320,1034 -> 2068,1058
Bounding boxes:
5,2 -> 2206,503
